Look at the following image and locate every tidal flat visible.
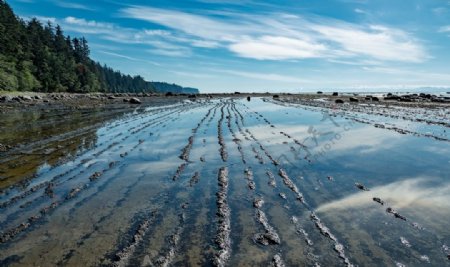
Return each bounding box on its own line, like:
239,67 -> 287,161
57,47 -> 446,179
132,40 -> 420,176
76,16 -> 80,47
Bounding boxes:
1,94 -> 449,267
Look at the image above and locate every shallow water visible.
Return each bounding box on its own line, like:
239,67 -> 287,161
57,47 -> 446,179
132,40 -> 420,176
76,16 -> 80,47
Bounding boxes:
1,98 -> 449,267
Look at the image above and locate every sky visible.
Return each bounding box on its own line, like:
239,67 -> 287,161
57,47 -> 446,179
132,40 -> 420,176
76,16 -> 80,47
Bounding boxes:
8,0 -> 450,93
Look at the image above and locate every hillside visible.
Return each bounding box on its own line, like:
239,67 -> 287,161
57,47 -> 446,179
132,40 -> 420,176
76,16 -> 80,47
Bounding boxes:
0,0 -> 199,94
151,82 -> 199,94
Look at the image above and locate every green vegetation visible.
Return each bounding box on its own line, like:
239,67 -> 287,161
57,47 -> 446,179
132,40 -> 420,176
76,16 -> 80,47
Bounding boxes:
152,82 -> 199,94
0,0 -> 199,94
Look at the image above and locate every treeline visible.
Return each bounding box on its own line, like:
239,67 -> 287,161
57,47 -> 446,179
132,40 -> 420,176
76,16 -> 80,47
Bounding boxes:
0,0 -> 157,93
152,82 -> 199,94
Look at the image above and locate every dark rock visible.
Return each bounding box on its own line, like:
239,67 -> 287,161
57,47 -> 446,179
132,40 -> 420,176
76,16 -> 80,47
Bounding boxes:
234,91 -> 241,94
273,95 -> 279,99
89,172 -> 102,181
386,207 -> 407,221
253,198 -> 264,208
373,197 -> 384,205
349,97 -> 359,102
335,99 -> 344,104
0,143 -> 11,152
384,95 -> 400,100
45,183 -> 54,197
165,92 -> 174,97
372,96 -> 379,101
129,97 -> 141,104
188,94 -> 196,99
0,95 -> 12,102
108,96 -> 116,99
355,182 -> 370,191
123,98 -> 129,102
317,91 -> 323,94
247,96 -> 251,101
332,92 -> 339,96
254,232 -> 280,245
20,95 -> 32,101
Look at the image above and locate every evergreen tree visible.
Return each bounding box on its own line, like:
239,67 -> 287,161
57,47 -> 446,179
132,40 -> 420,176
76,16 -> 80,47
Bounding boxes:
0,1 -> 198,94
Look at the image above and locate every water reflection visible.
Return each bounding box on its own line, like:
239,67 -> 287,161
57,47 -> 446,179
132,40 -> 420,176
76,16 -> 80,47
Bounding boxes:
1,98 -> 450,266
317,177 -> 450,212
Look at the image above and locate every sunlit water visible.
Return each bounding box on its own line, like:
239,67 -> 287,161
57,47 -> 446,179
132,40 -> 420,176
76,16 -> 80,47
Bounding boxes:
1,98 -> 449,266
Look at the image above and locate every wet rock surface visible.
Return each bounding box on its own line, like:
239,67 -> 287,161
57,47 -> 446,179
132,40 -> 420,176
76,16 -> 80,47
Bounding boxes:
214,167 -> 231,267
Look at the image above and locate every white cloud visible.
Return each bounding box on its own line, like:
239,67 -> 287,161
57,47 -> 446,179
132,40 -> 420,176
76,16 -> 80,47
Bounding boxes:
120,6 -> 428,63
229,36 -> 327,60
316,177 -> 450,213
312,24 -> 427,62
36,6 -> 429,64
64,17 -> 113,29
49,16 -> 192,57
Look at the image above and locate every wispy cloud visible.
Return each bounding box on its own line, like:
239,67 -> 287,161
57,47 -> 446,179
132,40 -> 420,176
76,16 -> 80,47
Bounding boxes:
52,16 -> 192,57
120,6 -> 428,63
98,51 -> 161,65
64,16 -> 115,32
52,1 -> 94,11
439,25 -> 450,33
312,24 -> 427,62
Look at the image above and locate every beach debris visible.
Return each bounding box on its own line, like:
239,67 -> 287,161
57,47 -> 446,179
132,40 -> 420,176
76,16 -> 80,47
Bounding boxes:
292,216 -> 313,246
189,172 -> 200,187
254,210 -> 280,245
271,253 -> 285,267
310,212 -> 353,266
400,237 -> 411,247
279,169 -> 305,203
253,198 -> 264,208
266,170 -> 276,187
244,168 -> 256,190
420,255 -> 430,263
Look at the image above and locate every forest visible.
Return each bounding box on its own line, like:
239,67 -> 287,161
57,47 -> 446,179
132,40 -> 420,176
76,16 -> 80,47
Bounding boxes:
0,0 -> 198,94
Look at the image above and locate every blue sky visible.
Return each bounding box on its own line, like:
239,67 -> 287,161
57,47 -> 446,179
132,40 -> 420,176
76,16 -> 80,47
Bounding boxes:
8,0 -> 450,92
